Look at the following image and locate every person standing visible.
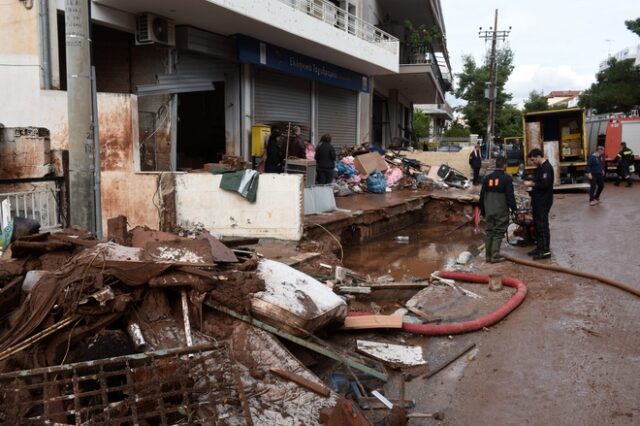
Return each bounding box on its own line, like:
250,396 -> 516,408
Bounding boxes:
469,143 -> 482,185
479,156 -> 517,263
265,129 -> 283,173
288,125 -> 307,159
614,142 -> 634,187
315,133 -> 336,184
524,148 -> 554,260
586,145 -> 605,206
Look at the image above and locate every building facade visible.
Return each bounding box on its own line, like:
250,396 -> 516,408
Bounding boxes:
0,0 -> 451,236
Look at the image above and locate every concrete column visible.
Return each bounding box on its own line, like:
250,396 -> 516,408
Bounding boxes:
65,0 -> 96,233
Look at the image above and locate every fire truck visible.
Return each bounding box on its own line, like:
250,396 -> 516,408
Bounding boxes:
586,115 -> 640,175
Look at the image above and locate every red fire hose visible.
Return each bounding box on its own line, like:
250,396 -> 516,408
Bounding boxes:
348,271 -> 528,336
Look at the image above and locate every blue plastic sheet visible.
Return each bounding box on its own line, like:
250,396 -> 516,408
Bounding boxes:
335,162 -> 357,177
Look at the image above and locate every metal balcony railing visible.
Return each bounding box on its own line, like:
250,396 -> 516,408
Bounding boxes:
0,188 -> 62,231
401,44 -> 449,93
278,0 -> 399,54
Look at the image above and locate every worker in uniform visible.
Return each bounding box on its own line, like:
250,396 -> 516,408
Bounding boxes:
614,142 -> 634,187
480,156 -> 517,263
524,148 -> 554,260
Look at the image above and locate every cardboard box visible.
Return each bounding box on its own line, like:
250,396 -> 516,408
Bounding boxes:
353,152 -> 388,176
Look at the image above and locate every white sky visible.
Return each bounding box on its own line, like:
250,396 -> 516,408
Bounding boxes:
441,0 -> 640,107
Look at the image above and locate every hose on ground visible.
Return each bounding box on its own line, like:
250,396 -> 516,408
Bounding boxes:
503,254 -> 640,298
347,271 -> 528,336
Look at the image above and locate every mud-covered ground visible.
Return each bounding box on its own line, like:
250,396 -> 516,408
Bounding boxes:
343,183 -> 640,425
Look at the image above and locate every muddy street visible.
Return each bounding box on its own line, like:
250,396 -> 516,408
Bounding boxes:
342,184 -> 640,425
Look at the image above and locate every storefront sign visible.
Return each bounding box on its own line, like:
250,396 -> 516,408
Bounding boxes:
237,35 -> 369,93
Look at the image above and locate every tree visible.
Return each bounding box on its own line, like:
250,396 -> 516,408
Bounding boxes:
454,48 -> 520,139
443,120 -> 471,137
412,109 -> 431,138
625,17 -> 640,37
523,90 -> 549,113
578,58 -> 640,114
579,17 -> 640,114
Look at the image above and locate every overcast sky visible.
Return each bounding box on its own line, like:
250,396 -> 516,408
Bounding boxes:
441,1 -> 640,107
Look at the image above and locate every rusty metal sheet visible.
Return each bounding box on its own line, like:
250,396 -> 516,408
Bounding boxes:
198,230 -> 238,263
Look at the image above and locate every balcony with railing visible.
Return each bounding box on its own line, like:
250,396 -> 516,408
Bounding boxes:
400,43 -> 451,94
278,0 -> 399,55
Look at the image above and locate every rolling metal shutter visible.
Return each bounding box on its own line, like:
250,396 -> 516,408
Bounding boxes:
317,83 -> 357,149
254,69 -> 311,136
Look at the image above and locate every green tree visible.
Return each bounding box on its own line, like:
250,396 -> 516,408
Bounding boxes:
625,17 -> 640,37
579,17 -> 640,114
454,48 -> 519,139
579,58 -> 640,114
443,120 -> 471,137
412,108 -> 432,138
523,90 -> 549,113
496,104 -> 523,138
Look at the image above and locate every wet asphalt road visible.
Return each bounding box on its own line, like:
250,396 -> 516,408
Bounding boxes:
345,182 -> 640,425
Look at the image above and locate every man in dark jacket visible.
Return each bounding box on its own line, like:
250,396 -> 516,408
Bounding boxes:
614,142 -> 634,187
480,156 -> 517,263
586,145 -> 605,205
265,130 -> 283,173
524,148 -> 554,260
469,143 -> 482,185
315,133 -> 336,184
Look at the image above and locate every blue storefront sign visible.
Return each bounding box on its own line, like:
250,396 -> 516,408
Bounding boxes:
237,34 -> 369,93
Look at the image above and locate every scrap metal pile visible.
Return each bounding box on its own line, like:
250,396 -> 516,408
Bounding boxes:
0,221 -> 376,425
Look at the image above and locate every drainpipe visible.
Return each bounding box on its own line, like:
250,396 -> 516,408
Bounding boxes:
39,0 -> 52,89
65,0 -> 97,234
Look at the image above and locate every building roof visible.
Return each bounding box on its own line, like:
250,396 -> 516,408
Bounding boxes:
545,90 -> 582,98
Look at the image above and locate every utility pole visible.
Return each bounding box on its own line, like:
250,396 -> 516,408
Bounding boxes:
65,0 -> 96,234
479,9 -> 511,159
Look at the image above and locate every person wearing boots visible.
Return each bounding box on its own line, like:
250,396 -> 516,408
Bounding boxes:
524,148 -> 554,260
586,145 -> 605,206
469,143 -> 483,185
479,156 -> 517,263
614,142 -> 634,187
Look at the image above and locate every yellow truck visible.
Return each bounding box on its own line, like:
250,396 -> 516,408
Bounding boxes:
522,107 -> 589,186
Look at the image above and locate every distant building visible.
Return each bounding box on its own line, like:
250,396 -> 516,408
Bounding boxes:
599,44 -> 640,71
546,90 -> 583,108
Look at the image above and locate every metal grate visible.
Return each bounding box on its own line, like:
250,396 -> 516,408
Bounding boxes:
0,344 -> 235,425
0,188 -> 62,231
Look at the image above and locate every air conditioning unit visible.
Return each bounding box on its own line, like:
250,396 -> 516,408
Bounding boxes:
136,13 -> 175,46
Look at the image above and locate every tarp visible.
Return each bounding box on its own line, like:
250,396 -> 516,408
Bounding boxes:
219,169 -> 260,202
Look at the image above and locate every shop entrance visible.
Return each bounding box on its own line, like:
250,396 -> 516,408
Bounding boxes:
177,88 -> 226,170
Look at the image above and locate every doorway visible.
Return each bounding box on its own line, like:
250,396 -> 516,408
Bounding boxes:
177,87 -> 225,170
372,93 -> 387,146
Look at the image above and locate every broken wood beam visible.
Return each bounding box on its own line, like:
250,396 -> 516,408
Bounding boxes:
269,368 -> 331,397
342,315 -> 403,330
205,300 -> 388,381
106,215 -> 128,245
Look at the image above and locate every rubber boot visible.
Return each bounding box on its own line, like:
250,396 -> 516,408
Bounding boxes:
485,238 -> 493,262
491,238 -> 506,263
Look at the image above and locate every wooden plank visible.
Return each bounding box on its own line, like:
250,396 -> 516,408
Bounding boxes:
269,368 -> 331,397
405,306 -> 435,322
342,315 -> 403,330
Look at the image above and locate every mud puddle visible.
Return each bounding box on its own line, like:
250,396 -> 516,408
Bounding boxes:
343,223 -> 481,280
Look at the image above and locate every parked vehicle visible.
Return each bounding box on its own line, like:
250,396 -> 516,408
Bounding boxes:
437,143 -> 462,152
503,136 -> 524,175
586,115 -> 640,176
523,107 -> 588,185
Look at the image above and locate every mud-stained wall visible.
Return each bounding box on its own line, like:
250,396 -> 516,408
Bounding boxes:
175,173 -> 304,241
100,172 -> 160,231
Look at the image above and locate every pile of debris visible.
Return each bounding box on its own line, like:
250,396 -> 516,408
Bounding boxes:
0,219 -> 378,425
333,149 -> 470,196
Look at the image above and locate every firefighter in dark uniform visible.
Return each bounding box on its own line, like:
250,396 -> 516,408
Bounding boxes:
614,142 -> 634,187
480,156 -> 517,263
524,148 -> 554,260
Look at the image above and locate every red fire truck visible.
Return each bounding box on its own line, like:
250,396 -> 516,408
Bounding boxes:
586,115 -> 640,175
